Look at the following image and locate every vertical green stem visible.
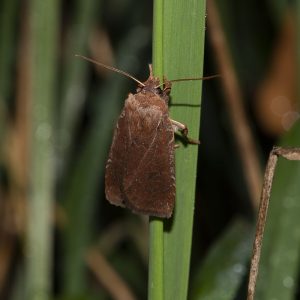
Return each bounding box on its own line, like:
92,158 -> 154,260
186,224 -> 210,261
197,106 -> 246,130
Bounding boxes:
148,219 -> 164,300
163,1 -> 206,299
27,1 -> 58,299
149,1 -> 206,299
152,0 -> 164,77
148,1 -> 164,299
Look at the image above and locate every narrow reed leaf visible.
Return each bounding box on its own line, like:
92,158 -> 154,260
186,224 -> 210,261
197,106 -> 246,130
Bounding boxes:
27,1 -> 59,299
148,0 -> 164,299
163,1 -> 206,299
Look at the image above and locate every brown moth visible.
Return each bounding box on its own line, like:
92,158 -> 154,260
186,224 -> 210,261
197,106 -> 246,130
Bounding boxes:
76,55 -> 210,218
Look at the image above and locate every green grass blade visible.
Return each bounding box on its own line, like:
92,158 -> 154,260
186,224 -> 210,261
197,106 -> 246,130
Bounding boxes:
190,219 -> 253,300
148,220 -> 164,300
255,122 -> 300,300
148,0 -> 164,299
27,1 -> 59,299
162,1 -> 206,299
152,0 -> 164,76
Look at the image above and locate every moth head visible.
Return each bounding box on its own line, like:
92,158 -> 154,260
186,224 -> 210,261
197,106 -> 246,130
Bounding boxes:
136,65 -> 172,98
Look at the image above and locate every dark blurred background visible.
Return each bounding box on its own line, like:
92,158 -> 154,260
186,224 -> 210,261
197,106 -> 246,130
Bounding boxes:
0,0 -> 299,299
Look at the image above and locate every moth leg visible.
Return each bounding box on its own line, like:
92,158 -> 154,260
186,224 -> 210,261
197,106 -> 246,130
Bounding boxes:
174,144 -> 180,149
170,119 -> 200,145
161,76 -> 172,103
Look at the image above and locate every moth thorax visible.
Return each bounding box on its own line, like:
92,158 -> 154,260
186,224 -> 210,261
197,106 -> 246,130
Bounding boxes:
141,85 -> 163,95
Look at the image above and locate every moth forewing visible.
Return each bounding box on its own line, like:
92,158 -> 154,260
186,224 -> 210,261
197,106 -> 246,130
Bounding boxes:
104,68 -> 200,217
105,85 -> 175,218
77,55 -> 202,218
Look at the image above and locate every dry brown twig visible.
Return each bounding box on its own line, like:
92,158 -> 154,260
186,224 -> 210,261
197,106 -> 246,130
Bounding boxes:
247,147 -> 300,300
86,247 -> 137,300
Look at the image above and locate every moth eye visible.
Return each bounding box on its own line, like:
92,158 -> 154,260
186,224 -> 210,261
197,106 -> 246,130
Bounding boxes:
157,88 -> 163,95
120,111 -> 126,118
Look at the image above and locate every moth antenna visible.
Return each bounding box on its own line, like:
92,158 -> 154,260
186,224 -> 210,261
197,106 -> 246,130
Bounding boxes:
148,64 -> 153,77
170,74 -> 221,82
154,74 -> 220,88
75,54 -> 145,87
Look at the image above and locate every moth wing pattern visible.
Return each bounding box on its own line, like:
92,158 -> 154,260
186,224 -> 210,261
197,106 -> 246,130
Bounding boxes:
105,92 -> 175,218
